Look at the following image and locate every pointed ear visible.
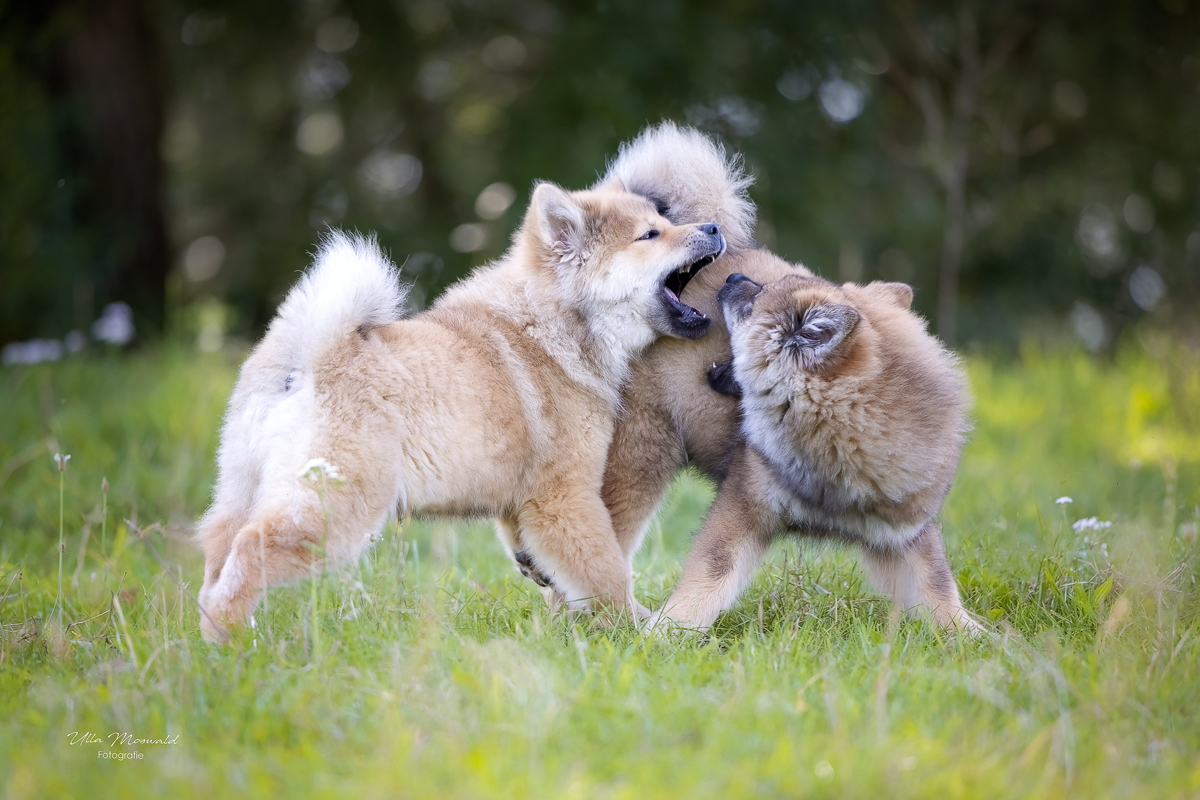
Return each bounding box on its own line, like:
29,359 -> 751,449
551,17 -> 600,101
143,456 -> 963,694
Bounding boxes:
529,182 -> 587,265
873,281 -> 913,309
790,304 -> 860,365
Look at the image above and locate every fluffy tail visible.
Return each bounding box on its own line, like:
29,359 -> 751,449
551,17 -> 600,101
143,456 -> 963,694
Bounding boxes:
596,121 -> 757,251
272,231 -> 407,366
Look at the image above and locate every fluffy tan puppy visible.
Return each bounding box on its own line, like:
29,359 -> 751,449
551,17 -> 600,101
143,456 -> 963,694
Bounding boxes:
594,123 -> 975,631
195,180 -> 725,642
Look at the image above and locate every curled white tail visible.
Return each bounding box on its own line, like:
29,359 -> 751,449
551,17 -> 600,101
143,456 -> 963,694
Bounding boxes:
596,121 -> 757,251
273,231 -> 407,367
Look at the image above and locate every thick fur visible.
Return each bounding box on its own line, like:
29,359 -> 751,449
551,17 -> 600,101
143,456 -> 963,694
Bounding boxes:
657,274 -> 975,630
596,121 -> 757,252
598,123 -> 976,631
196,181 -> 725,642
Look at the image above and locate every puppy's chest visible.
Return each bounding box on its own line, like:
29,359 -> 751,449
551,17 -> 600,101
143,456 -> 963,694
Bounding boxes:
746,385 -> 912,540
749,381 -> 873,469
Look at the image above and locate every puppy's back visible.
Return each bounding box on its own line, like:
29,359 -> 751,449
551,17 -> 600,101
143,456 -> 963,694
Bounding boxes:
848,283 -> 969,514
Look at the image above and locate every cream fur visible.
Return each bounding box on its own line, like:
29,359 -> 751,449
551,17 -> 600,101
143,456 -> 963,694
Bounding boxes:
596,121 -> 756,252
196,181 -> 726,642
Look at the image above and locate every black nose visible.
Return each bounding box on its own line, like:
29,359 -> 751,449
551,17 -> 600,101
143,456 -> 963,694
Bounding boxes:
698,223 -> 720,236
726,272 -> 753,285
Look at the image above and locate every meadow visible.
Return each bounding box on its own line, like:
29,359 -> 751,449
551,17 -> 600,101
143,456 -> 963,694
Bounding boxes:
1,337 -> 1198,799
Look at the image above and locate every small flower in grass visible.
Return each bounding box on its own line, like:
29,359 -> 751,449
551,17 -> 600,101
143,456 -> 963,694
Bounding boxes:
299,457 -> 343,482
1073,516 -> 1112,533
53,453 -> 70,628
1056,496 -> 1073,505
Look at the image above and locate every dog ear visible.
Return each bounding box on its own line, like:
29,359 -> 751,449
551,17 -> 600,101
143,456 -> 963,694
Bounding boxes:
872,281 -> 914,309
530,182 -> 588,266
790,304 -> 860,365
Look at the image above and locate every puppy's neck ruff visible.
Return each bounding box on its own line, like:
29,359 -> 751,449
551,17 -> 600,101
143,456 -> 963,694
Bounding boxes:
433,249 -> 639,409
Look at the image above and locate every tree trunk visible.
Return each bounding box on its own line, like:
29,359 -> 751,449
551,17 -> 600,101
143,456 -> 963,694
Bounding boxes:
935,6 -> 981,348
59,0 -> 168,334
937,157 -> 968,347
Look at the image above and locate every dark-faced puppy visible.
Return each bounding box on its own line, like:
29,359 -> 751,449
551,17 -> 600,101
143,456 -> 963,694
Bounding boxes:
650,272 -> 974,630
593,122 -> 977,632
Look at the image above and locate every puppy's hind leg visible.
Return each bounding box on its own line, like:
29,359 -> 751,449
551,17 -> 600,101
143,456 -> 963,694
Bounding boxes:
197,501 -> 325,642
602,394 -> 686,564
859,521 -> 979,633
198,485 -> 392,643
197,509 -> 247,596
196,449 -> 261,607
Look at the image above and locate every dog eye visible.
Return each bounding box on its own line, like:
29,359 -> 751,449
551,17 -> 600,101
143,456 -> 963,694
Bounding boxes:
637,230 -> 660,241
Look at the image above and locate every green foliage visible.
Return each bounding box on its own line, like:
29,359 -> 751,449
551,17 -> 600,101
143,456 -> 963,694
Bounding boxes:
1,342 -> 1198,797
3,1 -> 1198,348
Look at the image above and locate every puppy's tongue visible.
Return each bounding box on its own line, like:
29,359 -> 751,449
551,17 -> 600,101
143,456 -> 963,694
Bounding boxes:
662,284 -> 707,328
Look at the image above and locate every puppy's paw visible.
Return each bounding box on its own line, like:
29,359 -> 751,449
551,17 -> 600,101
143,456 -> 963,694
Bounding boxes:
198,603 -> 233,644
640,601 -> 717,636
541,585 -> 566,614
640,609 -> 691,635
952,609 -> 995,640
513,549 -> 555,589
707,362 -> 742,397
197,584 -> 254,644
641,609 -> 667,634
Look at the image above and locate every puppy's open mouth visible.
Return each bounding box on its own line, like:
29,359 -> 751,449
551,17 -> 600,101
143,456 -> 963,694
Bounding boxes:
656,242 -> 724,340
663,252 -> 718,301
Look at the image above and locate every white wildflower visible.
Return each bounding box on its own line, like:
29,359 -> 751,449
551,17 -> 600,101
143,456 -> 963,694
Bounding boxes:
1055,496 -> 1073,505
1072,517 -> 1112,533
3,339 -> 63,365
92,302 -> 135,345
298,457 -> 343,482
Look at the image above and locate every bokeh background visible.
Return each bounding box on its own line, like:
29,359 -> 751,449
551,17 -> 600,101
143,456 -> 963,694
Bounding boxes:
2,0 -> 1199,355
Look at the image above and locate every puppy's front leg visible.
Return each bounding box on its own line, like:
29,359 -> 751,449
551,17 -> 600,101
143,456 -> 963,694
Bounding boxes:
654,446 -> 778,630
517,491 -> 647,621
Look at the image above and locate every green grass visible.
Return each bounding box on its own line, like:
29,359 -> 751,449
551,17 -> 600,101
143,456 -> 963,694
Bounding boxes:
1,338 -> 1199,799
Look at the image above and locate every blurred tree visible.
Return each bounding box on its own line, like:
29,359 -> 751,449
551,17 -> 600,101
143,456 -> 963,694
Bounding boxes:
62,0 -> 169,331
0,0 -> 167,342
870,0 -> 1200,348
1,0 -> 1196,353
877,3 -> 1027,345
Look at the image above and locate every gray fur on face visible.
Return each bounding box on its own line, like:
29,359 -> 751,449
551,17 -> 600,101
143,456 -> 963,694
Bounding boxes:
786,304 -> 860,371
